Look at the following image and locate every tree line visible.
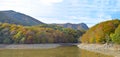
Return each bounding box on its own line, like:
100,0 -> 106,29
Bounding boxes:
0,23 -> 84,44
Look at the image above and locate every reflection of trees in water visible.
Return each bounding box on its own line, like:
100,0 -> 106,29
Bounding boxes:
0,46 -> 113,57
78,49 -> 113,57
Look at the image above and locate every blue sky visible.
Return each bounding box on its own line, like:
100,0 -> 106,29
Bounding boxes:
0,0 -> 120,27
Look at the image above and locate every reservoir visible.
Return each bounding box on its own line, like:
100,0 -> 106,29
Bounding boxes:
0,44 -> 113,57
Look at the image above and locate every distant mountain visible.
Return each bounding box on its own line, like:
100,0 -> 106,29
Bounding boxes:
0,10 -> 44,26
0,10 -> 89,31
56,23 -> 89,31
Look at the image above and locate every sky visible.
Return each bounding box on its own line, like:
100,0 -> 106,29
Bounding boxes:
0,0 -> 120,27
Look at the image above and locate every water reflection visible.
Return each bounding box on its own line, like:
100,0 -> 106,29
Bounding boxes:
0,45 -> 113,57
78,48 -> 113,57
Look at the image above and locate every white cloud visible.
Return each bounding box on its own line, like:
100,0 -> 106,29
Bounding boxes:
68,16 -> 78,19
0,0 -> 63,6
39,17 -> 69,24
39,0 -> 63,6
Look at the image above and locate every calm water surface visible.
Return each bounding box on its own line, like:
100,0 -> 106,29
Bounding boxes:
0,45 -> 113,57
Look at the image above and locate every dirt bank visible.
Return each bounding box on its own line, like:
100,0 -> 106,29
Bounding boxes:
77,44 -> 120,57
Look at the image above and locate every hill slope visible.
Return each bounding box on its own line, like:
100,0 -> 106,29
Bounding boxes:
0,10 -> 44,26
81,19 -> 120,44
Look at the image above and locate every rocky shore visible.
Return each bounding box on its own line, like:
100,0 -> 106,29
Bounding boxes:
77,44 -> 120,57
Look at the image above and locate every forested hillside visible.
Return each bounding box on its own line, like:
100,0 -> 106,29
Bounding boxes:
0,10 -> 89,44
0,23 -> 84,44
81,19 -> 120,44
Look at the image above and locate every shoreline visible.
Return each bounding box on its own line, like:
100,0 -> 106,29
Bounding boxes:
0,43 -> 78,49
77,44 -> 120,57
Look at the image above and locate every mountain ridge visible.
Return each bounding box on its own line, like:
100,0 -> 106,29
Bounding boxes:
0,10 -> 44,26
56,23 -> 89,30
0,10 -> 89,30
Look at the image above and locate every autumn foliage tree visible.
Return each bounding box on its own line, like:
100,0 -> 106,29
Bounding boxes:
81,19 -> 120,44
0,23 -> 84,44
111,25 -> 120,44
